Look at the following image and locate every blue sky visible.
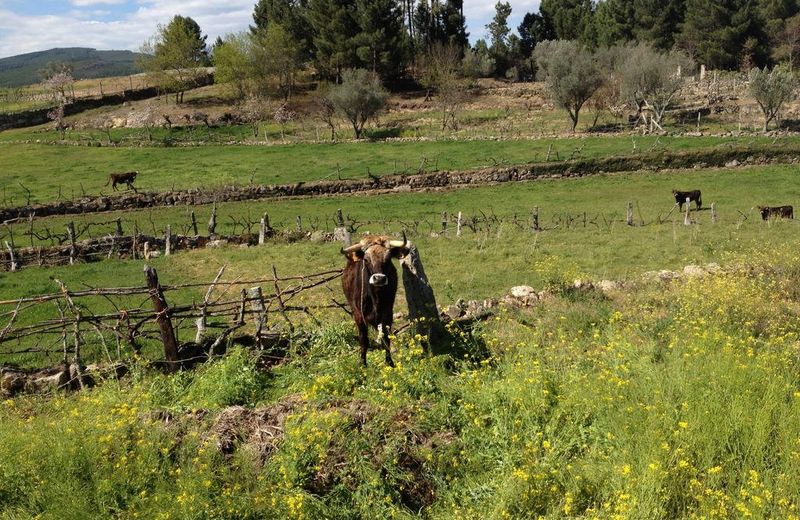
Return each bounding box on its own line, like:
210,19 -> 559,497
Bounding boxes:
0,1 -> 541,59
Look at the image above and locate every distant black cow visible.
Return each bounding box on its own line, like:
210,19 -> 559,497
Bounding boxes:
673,189 -> 702,210
759,205 -> 794,220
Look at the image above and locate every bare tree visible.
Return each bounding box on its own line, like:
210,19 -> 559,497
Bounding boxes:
618,43 -> 691,132
418,43 -> 469,132
749,65 -> 796,132
311,84 -> 338,141
238,95 -> 272,139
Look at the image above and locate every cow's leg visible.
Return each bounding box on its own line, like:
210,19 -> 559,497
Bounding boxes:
357,322 -> 369,366
379,323 -> 395,368
696,197 -> 702,210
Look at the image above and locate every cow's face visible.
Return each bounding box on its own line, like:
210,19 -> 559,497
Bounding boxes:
758,206 -> 768,219
342,235 -> 409,287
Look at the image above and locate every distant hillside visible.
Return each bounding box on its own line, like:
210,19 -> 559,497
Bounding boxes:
0,48 -> 144,88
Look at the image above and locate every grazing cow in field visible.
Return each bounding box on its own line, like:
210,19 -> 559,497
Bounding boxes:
107,171 -> 139,191
759,205 -> 794,220
673,189 -> 702,210
341,233 -> 409,367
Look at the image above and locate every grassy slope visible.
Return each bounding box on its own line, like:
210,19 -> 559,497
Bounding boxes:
0,135 -> 794,206
2,252 -> 800,518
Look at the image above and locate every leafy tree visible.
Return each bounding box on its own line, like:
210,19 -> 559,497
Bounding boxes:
354,0 -> 410,78
534,40 -> 604,131
594,0 -> 636,47
140,15 -> 209,103
251,23 -> 303,99
517,12 -> 554,80
213,33 -> 252,99
329,68 -> 388,138
618,43 -> 691,131
487,2 -> 512,76
307,0 -> 359,80
749,65 -> 796,131
462,41 -> 495,78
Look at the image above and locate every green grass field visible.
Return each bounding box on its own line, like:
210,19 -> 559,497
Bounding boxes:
0,134 -> 796,206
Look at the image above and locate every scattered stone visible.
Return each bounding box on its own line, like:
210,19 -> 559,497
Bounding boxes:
596,280 -> 620,293
509,285 -> 535,299
725,159 -> 740,168
206,239 -> 229,248
683,264 -> 706,278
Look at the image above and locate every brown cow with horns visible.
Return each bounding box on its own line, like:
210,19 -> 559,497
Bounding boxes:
341,233 -> 409,367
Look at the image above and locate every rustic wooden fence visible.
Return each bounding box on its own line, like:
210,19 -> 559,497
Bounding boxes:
0,264 -> 346,373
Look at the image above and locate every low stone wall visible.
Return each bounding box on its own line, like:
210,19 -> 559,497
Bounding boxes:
1,145 -> 798,222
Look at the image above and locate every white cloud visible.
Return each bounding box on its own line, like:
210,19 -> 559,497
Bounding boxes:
70,0 -> 126,6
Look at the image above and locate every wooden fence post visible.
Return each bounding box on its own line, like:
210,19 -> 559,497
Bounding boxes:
258,214 -> 267,245
626,202 -> 634,226
144,266 -> 179,372
531,206 -> 540,232
440,212 -> 447,234
143,241 -> 151,260
208,202 -> 217,237
67,222 -> 76,265
164,225 -> 172,256
190,211 -> 198,236
4,241 -> 17,272
684,198 -> 691,226
456,211 -> 463,237
54,279 -> 85,389
132,221 -> 138,260
115,218 -> 123,237
248,286 -> 267,349
711,203 -> 717,224
295,216 -> 302,232
400,243 -> 445,352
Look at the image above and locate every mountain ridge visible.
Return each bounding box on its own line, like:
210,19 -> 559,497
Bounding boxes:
0,47 -> 144,88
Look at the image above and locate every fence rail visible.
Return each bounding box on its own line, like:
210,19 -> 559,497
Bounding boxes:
0,264 -> 346,372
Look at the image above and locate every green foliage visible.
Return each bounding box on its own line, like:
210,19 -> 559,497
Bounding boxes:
594,0 -> 637,47
5,252 -> 800,517
250,0 -> 311,60
140,15 -> 210,102
486,1 -> 513,76
329,68 -> 389,138
181,348 -> 269,408
748,64 -> 797,130
354,0 -> 410,79
539,0 -> 596,45
679,0 -> 769,70
534,40 -> 604,131
307,0 -> 360,80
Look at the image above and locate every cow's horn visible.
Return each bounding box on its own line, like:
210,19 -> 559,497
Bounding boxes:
388,231 -> 407,249
341,243 -> 363,255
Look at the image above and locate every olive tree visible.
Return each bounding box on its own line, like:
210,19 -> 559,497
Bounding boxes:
618,43 -> 690,132
749,65 -> 796,132
329,69 -> 388,139
533,40 -> 604,132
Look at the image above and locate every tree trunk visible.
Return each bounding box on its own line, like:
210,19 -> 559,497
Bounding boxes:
400,243 -> 446,352
144,266 -> 180,372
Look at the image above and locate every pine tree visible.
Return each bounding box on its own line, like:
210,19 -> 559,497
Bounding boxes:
594,0 -> 636,47
633,0 -> 685,50
307,0 -> 360,80
539,0 -> 595,44
680,0 -> 769,69
487,2 -> 512,76
250,0 -> 310,59
354,0 -> 410,78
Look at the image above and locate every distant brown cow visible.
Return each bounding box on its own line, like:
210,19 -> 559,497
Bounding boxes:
341,234 -> 409,367
673,189 -> 702,210
759,205 -> 794,220
106,171 -> 138,191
